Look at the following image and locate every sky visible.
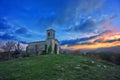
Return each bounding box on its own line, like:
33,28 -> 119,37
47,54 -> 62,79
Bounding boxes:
0,0 -> 120,50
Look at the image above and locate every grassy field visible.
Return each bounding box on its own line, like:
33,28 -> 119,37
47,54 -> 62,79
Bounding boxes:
0,54 -> 120,80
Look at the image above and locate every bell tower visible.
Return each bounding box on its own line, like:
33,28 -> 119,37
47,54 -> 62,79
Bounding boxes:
47,29 -> 55,40
46,29 -> 55,54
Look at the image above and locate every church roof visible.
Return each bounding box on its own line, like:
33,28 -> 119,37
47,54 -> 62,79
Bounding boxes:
55,39 -> 60,43
47,29 -> 55,32
28,41 -> 46,44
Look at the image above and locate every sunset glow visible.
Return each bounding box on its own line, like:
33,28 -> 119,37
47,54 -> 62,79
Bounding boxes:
0,0 -> 120,51
62,30 -> 120,50
61,41 -> 120,50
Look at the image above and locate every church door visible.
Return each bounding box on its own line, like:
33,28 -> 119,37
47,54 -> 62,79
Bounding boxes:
54,44 -> 57,54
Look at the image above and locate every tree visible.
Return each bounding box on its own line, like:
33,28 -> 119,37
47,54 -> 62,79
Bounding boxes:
48,45 -> 52,54
0,42 -> 4,52
1,41 -> 16,58
13,42 -> 22,58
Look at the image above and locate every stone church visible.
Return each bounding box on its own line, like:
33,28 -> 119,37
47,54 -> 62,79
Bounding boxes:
27,29 -> 60,55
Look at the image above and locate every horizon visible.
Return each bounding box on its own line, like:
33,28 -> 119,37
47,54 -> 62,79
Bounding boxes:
0,0 -> 120,51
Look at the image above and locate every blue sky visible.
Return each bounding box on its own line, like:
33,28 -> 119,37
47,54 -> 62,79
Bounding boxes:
0,0 -> 120,50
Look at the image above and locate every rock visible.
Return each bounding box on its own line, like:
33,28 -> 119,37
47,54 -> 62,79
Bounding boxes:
74,66 -> 81,70
91,61 -> 95,64
103,65 -> 107,68
57,78 -> 63,80
97,64 -> 101,67
76,64 -> 80,67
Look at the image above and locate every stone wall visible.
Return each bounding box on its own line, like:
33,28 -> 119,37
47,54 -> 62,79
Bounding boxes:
27,41 -> 46,55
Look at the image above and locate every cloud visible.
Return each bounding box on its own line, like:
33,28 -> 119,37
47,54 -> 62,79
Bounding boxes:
61,30 -> 120,50
61,41 -> 120,50
33,0 -> 105,28
93,39 -> 103,43
0,18 -> 12,30
15,27 -> 28,34
88,30 -> 120,43
79,41 -> 93,45
0,32 -> 28,44
64,13 -> 114,35
61,35 -> 98,46
78,0 -> 105,13
66,17 -> 96,33
15,27 -> 41,39
94,38 -> 120,43
0,33 -> 16,40
105,39 -> 120,43
53,0 -> 105,26
37,15 -> 56,30
0,17 -> 33,42
19,41 -> 27,44
0,17 -> 43,43
60,30 -> 115,46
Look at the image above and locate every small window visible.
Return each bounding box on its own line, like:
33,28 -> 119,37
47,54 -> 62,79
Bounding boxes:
48,32 -> 50,37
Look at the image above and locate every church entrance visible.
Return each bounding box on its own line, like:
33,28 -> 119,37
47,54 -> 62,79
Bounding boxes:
54,44 -> 57,54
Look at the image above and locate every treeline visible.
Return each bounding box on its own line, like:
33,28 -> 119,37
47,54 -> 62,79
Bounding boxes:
0,41 -> 29,61
63,51 -> 120,65
88,52 -> 120,65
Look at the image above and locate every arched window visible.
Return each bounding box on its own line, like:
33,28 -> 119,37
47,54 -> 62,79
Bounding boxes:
48,32 -> 50,37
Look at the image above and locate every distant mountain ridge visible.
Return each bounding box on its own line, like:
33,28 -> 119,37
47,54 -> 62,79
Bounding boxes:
61,46 -> 120,53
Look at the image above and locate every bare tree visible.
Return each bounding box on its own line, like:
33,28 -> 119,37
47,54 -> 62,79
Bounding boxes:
1,41 -> 16,58
0,42 -> 3,52
13,42 -> 23,58
15,43 -> 21,52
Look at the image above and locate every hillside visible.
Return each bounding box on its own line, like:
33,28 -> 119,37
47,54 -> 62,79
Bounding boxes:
0,54 -> 120,80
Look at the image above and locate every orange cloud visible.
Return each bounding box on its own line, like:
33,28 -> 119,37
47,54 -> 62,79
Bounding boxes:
61,18 -> 120,51
61,31 -> 120,50
88,30 -> 120,43
61,41 -> 120,50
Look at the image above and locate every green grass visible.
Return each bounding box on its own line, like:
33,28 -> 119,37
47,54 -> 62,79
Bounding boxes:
0,54 -> 120,80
